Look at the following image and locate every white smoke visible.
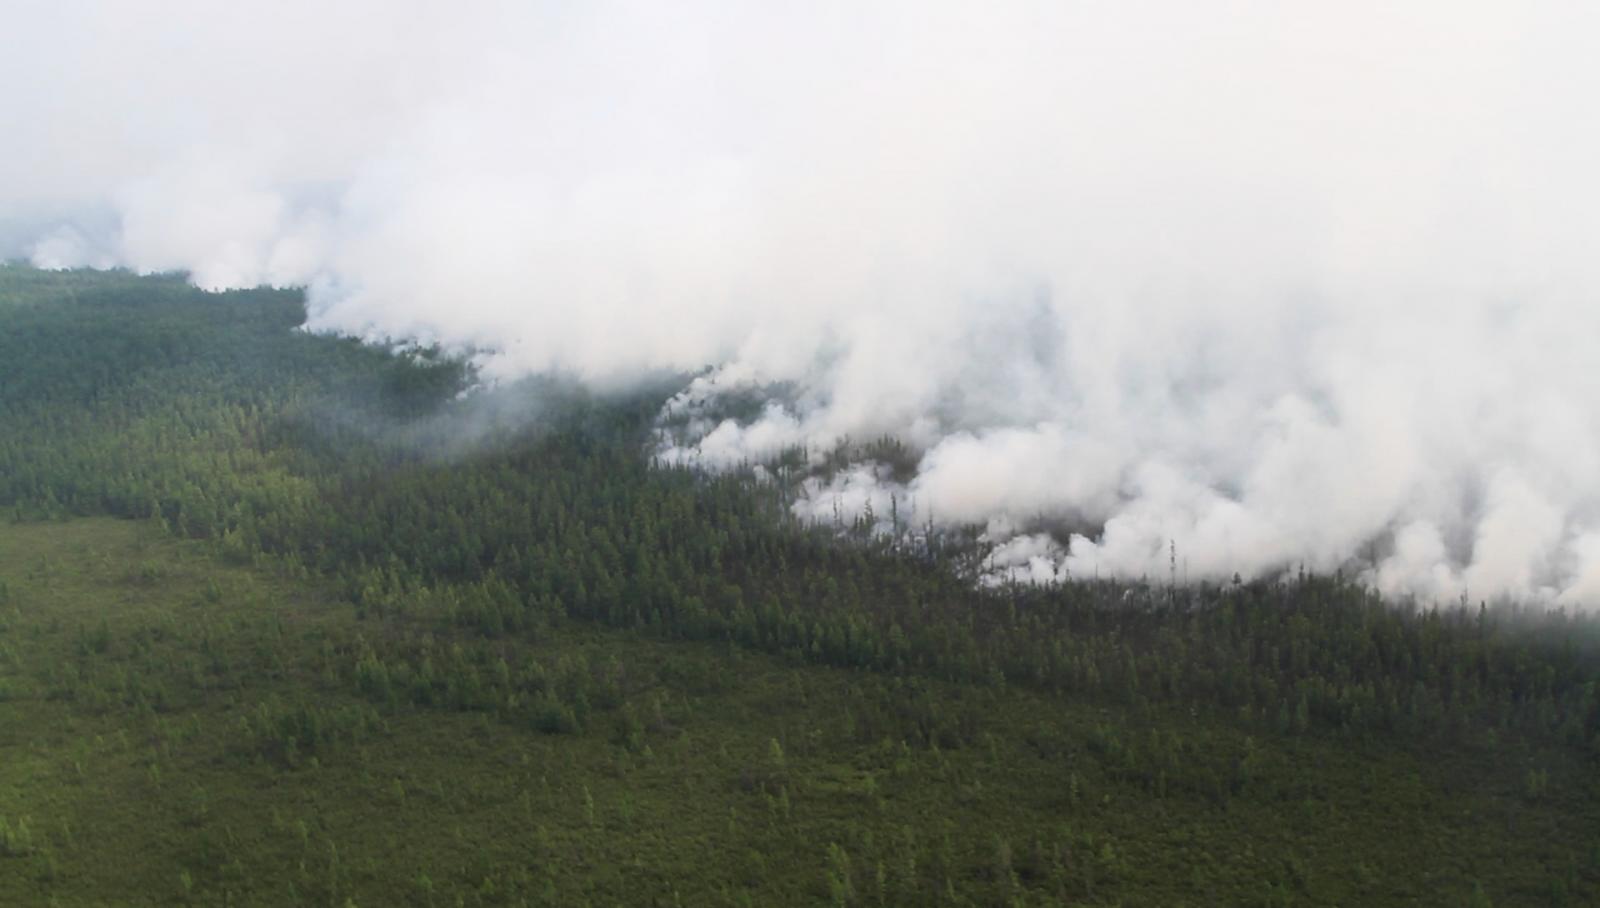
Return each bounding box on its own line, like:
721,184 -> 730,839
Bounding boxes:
4,1 -> 1600,603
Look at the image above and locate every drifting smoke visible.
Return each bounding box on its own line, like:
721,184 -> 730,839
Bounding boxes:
4,2 -> 1600,603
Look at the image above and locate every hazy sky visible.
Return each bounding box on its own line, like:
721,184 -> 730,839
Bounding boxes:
5,1 -> 1600,602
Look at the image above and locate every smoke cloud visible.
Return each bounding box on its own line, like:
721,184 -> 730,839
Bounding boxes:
5,1 -> 1600,603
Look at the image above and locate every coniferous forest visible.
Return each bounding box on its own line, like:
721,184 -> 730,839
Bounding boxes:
1,264 -> 1598,906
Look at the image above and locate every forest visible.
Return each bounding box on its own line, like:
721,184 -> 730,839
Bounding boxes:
1,264 -> 1597,906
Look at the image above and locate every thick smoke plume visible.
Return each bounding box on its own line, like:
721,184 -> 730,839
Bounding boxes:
5,2 -> 1600,603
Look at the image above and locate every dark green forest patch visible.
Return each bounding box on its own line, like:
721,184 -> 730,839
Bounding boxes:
2,519 -> 1595,906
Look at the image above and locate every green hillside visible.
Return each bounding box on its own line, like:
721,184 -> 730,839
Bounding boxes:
1,265 -> 1597,906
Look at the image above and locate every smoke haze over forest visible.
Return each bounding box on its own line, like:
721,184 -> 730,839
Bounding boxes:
5,1 -> 1600,603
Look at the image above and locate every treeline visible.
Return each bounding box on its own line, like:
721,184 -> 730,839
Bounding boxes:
3,264 -> 1598,757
